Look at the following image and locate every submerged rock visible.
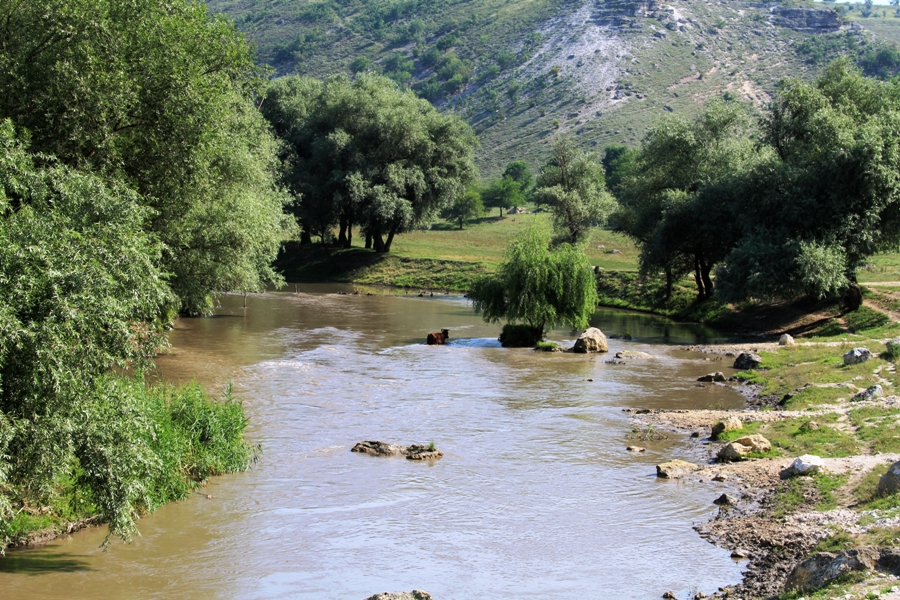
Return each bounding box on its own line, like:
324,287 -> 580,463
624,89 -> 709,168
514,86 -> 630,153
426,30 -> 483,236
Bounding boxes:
656,459 -> 701,479
352,441 -> 408,457
406,445 -> 443,461
364,591 -> 433,600
615,350 -> 652,360
573,327 -> 609,353
711,416 -> 742,440
697,372 -> 726,383
844,347 -> 873,366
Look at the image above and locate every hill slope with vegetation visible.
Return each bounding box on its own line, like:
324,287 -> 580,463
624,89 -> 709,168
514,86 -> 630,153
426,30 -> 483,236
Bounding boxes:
208,0 -> 900,176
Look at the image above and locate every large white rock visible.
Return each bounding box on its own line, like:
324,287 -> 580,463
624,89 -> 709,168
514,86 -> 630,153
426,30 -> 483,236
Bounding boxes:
573,327 -> 609,353
879,460 -> 900,496
789,454 -> 825,476
851,385 -> 884,402
779,334 -> 795,346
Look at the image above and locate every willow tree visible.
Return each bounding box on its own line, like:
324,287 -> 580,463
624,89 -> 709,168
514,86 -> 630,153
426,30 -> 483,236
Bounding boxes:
0,0 -> 293,314
469,225 -> 598,346
262,73 -> 478,251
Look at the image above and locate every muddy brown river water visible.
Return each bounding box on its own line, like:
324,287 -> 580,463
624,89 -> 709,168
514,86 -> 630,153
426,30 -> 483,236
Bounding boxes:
1,285 -> 748,599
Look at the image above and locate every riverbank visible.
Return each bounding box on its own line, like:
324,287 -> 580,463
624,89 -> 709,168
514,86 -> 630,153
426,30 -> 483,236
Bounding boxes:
634,334 -> 900,599
2,378 -> 258,552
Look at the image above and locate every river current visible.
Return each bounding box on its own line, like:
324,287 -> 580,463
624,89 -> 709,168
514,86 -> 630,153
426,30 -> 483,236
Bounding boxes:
1,285 -> 746,599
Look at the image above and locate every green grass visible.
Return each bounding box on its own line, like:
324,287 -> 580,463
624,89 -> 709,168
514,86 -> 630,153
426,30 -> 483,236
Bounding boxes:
769,472 -> 850,518
717,417 -> 858,459
849,407 -> 900,454
535,340 -> 559,351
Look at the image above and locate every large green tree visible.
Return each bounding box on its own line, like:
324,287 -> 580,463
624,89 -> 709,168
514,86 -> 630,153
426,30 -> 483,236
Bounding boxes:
468,225 -> 598,343
717,59 -> 900,301
481,175 -> 524,217
534,137 -> 617,244
0,0 -> 293,314
616,101 -> 755,299
263,73 -> 478,252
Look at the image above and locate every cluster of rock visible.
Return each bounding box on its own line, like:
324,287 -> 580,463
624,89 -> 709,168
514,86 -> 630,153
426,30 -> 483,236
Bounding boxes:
717,434 -> 771,462
351,441 -> 443,461
771,7 -> 843,33
364,592 -> 432,600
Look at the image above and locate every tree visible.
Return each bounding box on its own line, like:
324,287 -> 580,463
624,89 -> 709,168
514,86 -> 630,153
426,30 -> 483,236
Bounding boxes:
616,101 -> 755,300
443,188 -> 484,229
502,160 -> 534,195
0,120 -> 171,542
468,225 -> 598,344
263,73 -> 478,252
716,59 -> 900,302
481,176 -> 524,217
601,146 -> 638,198
0,0 -> 293,315
534,137 -> 617,243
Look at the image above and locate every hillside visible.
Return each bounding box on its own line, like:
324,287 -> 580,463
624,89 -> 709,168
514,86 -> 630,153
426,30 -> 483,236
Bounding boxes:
207,0 -> 900,176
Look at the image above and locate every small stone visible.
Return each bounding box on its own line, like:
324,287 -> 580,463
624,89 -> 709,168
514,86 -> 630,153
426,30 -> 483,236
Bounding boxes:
844,347 -> 873,366
711,417 -> 743,440
779,333 -> 795,346
713,474 -> 728,482
663,592 -> 677,599
627,446 -> 646,453
697,372 -> 726,382
586,378 -> 594,382
788,454 -> 825,476
730,548 -> 750,559
852,385 -> 884,402
733,352 -> 763,370
690,431 -> 701,438
800,421 -> 819,432
714,493 -> 737,505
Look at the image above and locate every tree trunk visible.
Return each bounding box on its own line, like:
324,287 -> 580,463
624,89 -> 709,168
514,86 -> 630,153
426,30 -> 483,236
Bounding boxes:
300,228 -> 312,245
338,216 -> 348,247
665,266 -> 673,301
459,217 -> 463,230
383,221 -> 399,252
365,230 -> 372,249
700,259 -> 714,299
693,257 -> 705,300
346,225 -> 352,248
498,207 -> 502,217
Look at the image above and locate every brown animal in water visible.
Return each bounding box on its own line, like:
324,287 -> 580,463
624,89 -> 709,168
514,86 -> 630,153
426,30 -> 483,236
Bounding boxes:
426,329 -> 450,345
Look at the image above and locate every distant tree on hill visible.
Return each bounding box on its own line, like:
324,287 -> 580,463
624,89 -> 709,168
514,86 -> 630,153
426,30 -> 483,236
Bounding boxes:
468,225 -> 598,345
502,160 -> 534,196
263,73 -> 478,252
443,188 -> 485,229
481,176 -> 525,216
534,137 -> 617,244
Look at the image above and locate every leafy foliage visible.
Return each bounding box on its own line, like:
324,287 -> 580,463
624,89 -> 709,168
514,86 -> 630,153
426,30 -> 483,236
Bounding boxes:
469,225 -> 598,337
263,72 -> 478,252
0,0 -> 293,315
534,137 -> 617,244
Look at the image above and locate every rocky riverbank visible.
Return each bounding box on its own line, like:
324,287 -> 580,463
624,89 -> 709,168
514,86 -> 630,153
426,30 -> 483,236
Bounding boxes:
632,338 -> 900,599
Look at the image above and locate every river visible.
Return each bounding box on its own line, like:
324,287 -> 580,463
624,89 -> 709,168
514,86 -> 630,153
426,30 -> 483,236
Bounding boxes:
1,285 -> 746,599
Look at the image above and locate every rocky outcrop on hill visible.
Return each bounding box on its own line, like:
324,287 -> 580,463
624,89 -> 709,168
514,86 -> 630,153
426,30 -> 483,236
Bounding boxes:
771,8 -> 842,33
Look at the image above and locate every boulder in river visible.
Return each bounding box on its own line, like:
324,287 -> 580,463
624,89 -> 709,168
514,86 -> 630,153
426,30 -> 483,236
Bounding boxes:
843,347 -> 873,366
851,385 -> 884,402
878,460 -> 900,496
710,416 -> 742,440
713,493 -> 737,506
364,591 -> 433,600
784,547 -> 879,593
733,352 -> 762,370
352,441 -> 408,457
656,459 -> 701,479
717,434 -> 771,462
573,327 -> 608,353
697,372 -> 726,383
406,445 -> 443,461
